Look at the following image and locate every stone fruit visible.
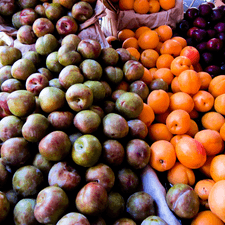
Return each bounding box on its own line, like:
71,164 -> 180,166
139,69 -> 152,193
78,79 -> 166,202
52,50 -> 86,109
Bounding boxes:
126,139 -> 151,169
37,67 -> 53,81
34,4 -> 46,17
49,78 -> 64,89
35,33 -> 59,55
0,92 -> 11,118
48,161 -> 81,191
71,1 -> 93,23
116,48 -> 132,65
13,198 -> 38,225
34,186 -> 69,224
129,80 -> 149,100
56,212 -> 90,225
73,109 -> 101,133
18,0 -> 38,8
11,58 -> 36,81
46,51 -> 64,73
79,59 -> 103,80
100,47 -> 119,66
0,66 -> 12,88
7,90 -> 36,117
58,0 -> 77,9
12,165 -> 44,197
1,137 -> 31,167
48,111 -> 74,130
117,167 -> 139,195
58,44 -> 82,66
0,191 -> 10,222
61,34 -> 81,48
20,8 -> 38,25
101,81 -> 112,98
102,100 -> 115,114
127,119 -> 148,139
59,65 -> 84,89
77,39 -> 102,59
45,3 -> 64,21
22,51 -> 41,68
0,115 -> 23,142
102,139 -> 125,166
66,83 -> 93,112
141,215 -> 168,225
72,134 -> 102,167
115,92 -> 143,119
113,218 -> 137,225
105,191 -> 125,218
0,46 -> 22,66
75,182 -> 108,216
1,78 -> 24,93
126,191 -> 155,222
38,86 -> 65,113
0,159 -> 9,189
149,78 -> 169,91
0,0 -> 16,16
85,163 -> 115,192
123,60 -> 144,82
104,66 -> 124,84
103,113 -> 129,139
22,113 -> 50,142
32,18 -> 54,37
4,189 -> 18,208
17,25 -> 37,45
39,130 -> 72,161
111,89 -> 125,101
89,104 -> 105,119
166,183 -> 200,219
56,16 -> 78,36
12,11 -> 23,29
25,73 -> 49,95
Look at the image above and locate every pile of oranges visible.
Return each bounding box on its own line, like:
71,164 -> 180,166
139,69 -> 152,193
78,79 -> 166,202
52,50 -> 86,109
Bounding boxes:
111,24 -> 225,224
110,0 -> 175,14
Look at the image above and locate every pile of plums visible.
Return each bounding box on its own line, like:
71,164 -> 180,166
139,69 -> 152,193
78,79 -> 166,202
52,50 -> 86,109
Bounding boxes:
175,2 -> 225,77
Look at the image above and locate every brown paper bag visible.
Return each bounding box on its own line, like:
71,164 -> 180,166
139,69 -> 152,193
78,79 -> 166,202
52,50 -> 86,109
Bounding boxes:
101,0 -> 184,37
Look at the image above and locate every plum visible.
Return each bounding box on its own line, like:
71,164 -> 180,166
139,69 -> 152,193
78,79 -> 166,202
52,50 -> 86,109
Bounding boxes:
100,47 -> 119,66
46,51 -> 64,73
0,191 -> 10,223
56,16 -> 78,36
17,25 -> 37,45
32,18 -> 54,37
0,46 -> 22,66
56,212 -> 90,225
72,1 -> 93,23
127,119 -> 148,139
123,60 -> 144,82
1,78 -> 22,93
104,66 -> 123,84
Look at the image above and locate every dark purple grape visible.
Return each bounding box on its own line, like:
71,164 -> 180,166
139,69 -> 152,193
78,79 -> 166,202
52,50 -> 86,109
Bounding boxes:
217,32 -> 225,42
196,42 -> 207,52
214,22 -> 225,33
206,38 -> 223,51
187,26 -> 199,38
207,2 -> 215,9
206,29 -> 217,39
177,19 -> 190,34
193,16 -> 207,28
186,37 -> 196,46
201,52 -> 214,65
211,8 -> 223,22
220,64 -> 225,73
204,65 -> 221,77
198,3 -> 212,17
184,7 -> 199,21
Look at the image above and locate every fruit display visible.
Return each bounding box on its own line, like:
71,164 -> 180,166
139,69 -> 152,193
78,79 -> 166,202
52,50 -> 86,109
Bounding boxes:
1,0 -> 225,225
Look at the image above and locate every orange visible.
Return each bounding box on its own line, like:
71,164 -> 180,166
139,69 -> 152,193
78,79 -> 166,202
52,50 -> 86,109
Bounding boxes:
214,93 -> 225,116
126,47 -> 141,60
119,0 -> 134,10
171,36 -> 187,48
193,62 -> 203,72
149,0 -> 160,13
177,70 -> 201,95
133,0 -> 150,14
156,54 -> 174,69
189,108 -> 199,119
219,122 -> 225,141
208,180 -> 225,222
170,76 -> 181,93
140,67 -> 153,85
194,179 -> 215,201
167,161 -> 195,186
149,140 -> 176,172
135,26 -> 151,39
147,89 -> 170,114
154,41 -> 163,54
153,68 -> 174,85
148,123 -> 173,142
166,109 -> 191,135
169,92 -> 194,113
154,25 -> 173,42
160,39 -> 182,57
140,49 -> 159,68
155,108 -> 171,124
175,136 -> 207,169
210,154 -> 225,182
199,155 -> 214,178
159,0 -> 175,10
208,75 -> 225,98
192,90 -> 214,113
137,103 -> 155,127
185,119 -> 199,137
195,130 -> 224,156
180,46 -> 200,65
138,30 -> 159,50
201,111 -> 225,132
198,71 -> 212,90
122,37 -> 139,49
118,29 -> 135,42
191,210 -> 224,225
170,134 -> 191,148
170,55 -> 193,77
